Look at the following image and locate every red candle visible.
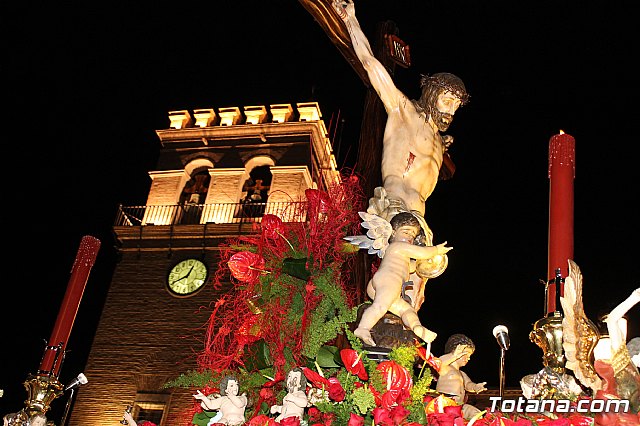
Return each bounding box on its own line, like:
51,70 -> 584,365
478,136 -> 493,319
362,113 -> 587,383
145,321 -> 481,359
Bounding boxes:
39,235 -> 101,376
546,131 -> 575,314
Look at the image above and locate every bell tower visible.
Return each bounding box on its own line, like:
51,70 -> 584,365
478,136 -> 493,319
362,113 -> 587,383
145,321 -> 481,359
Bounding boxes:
68,102 -> 340,425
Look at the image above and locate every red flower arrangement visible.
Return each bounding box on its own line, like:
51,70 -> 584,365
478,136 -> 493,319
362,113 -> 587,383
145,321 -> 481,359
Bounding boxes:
172,173 -> 609,426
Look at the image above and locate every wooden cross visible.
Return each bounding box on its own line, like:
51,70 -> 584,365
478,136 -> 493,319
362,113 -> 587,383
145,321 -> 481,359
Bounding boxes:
297,0 -> 455,180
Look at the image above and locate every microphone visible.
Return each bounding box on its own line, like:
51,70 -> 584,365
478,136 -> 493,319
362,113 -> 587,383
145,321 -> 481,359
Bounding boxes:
65,373 -> 88,391
492,325 -> 510,350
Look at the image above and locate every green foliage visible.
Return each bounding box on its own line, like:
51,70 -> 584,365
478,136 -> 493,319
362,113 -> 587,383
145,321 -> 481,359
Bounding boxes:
163,369 -> 218,389
241,368 -> 274,391
349,386 -> 376,415
229,243 -> 256,253
389,344 -> 418,370
163,367 -> 274,393
366,367 -> 385,396
287,290 -> 305,328
345,328 -> 364,354
406,399 -> 428,424
316,399 -> 352,425
302,267 -> 358,358
410,373 -> 434,403
336,368 -> 358,393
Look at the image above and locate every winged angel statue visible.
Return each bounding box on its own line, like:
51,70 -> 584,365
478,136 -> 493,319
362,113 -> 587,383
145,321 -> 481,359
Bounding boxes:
560,259 -> 640,414
344,211 -> 452,346
560,259 -> 603,394
344,212 -> 395,258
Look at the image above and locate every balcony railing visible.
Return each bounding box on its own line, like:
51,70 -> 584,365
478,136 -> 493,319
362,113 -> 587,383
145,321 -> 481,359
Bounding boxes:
114,201 -> 307,226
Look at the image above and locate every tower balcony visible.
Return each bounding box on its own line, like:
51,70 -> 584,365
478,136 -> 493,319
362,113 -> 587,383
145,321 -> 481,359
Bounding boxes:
115,201 -> 307,227
112,201 -> 309,252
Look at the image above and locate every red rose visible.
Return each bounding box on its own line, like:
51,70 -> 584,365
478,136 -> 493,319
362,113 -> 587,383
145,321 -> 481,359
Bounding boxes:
248,415 -> 277,426
347,413 -> 365,426
565,414 -> 594,426
547,419 -> 571,426
259,387 -> 276,404
443,405 -> 463,418
372,408 -> 394,426
389,404 -> 410,424
279,416 -> 301,426
307,407 -> 321,422
427,412 -> 458,426
327,377 -> 345,402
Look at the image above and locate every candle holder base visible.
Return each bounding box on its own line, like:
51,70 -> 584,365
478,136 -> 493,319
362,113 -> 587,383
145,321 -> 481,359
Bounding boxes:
22,373 -> 64,418
529,312 -> 565,373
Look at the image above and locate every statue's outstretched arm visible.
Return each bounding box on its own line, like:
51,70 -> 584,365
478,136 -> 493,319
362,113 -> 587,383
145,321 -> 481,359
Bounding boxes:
606,288 -> 640,350
332,0 -> 404,111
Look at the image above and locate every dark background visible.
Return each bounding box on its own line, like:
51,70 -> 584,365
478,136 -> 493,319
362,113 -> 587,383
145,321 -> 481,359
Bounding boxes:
3,0 -> 638,420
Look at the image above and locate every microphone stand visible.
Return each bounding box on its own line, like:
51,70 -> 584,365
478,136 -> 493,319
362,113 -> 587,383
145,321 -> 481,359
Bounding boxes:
499,348 -> 506,398
60,388 -> 76,426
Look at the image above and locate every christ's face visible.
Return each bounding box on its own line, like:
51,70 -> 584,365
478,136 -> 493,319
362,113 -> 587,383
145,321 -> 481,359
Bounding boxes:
433,90 -> 462,131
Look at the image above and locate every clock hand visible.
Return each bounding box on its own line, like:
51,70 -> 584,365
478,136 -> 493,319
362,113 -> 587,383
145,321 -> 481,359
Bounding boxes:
174,265 -> 195,283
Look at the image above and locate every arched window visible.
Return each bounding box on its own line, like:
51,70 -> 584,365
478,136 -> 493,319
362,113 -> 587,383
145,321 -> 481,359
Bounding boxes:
178,166 -> 211,224
240,164 -> 273,218
180,169 -> 211,205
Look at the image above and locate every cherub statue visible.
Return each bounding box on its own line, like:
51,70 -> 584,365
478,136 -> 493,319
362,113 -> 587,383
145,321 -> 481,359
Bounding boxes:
345,211 -> 452,346
270,367 -> 308,422
434,334 -> 487,420
192,375 -> 247,426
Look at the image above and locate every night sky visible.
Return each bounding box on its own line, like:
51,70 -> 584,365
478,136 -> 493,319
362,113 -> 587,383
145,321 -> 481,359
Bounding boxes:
3,0 -> 638,419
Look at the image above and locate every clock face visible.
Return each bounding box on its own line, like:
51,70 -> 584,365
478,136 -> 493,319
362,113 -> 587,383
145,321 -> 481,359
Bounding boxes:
167,258 -> 208,296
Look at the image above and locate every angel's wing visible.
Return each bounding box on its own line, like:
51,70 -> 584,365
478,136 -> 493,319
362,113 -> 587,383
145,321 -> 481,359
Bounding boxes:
343,212 -> 393,258
560,259 -> 602,394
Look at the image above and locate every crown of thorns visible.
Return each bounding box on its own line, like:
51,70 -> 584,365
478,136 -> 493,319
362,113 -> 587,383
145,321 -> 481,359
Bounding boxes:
420,73 -> 470,105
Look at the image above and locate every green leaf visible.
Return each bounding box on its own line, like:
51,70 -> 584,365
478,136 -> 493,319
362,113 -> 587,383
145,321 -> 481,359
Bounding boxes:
316,345 -> 340,368
244,339 -> 272,371
282,257 -> 311,280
